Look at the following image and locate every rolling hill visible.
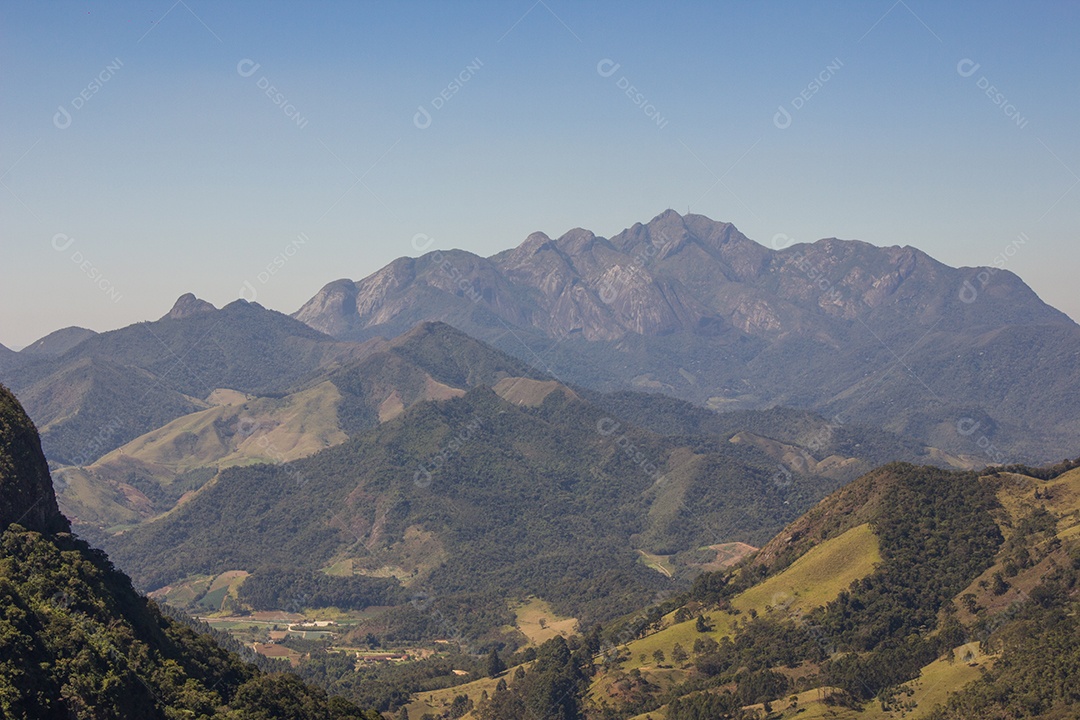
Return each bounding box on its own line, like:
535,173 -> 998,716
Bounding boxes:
0,342 -> 17,373
19,326 -> 98,356
404,459 -> 1079,720
78,323 -> 979,652
50,322 -> 549,530
0,296 -> 369,464
60,320 -> 950,535
99,381 -> 826,633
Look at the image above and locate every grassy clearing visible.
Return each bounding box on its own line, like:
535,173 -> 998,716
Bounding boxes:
993,468 -> 1080,535
513,597 -> 577,646
691,541 -> 758,572
345,525 -> 448,586
106,380 -> 347,472
322,558 -> 354,577
858,642 -> 993,719
590,524 -> 881,712
208,569 -> 248,593
401,672 -> 505,720
755,688 -> 863,719
492,377 -> 574,407
732,523 -> 881,616
61,382 -> 350,529
149,574 -> 214,607
149,570 -> 249,612
637,550 -> 675,577
54,466 -> 143,527
206,388 -> 250,406
618,610 -> 736,673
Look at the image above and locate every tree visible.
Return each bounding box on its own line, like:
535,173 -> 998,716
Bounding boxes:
991,572 -> 1010,596
448,694 -> 472,719
487,648 -> 506,678
520,636 -> 584,720
584,624 -> 602,655
652,649 -> 665,665
671,643 -> 688,664
695,615 -> 712,633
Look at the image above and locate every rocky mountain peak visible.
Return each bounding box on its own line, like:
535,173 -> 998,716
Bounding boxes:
164,293 -> 216,320
553,228 -> 600,256
0,384 -> 69,534
515,231 -> 554,257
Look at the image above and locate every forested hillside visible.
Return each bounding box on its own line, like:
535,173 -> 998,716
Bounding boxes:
102,383 -> 835,640
384,460 -> 1080,720
0,383 -> 379,719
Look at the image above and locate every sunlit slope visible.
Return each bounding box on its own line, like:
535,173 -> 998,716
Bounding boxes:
731,522 -> 881,615
612,523 -> 880,676
54,381 -> 348,527
101,380 -> 347,471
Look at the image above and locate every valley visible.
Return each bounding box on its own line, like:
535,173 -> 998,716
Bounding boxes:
1,212 -> 1077,719
6,1 -> 1079,715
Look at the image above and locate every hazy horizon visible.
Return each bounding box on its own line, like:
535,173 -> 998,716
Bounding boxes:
4,1 -> 1078,347
2,210 -> 1074,349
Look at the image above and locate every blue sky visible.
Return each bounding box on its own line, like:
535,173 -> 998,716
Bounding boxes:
2,1 -> 1078,347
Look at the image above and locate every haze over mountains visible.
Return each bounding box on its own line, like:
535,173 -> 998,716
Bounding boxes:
4,211 -> 1075,472
0,297 -> 368,465
2,210 -> 1079,719
295,210 -> 1078,462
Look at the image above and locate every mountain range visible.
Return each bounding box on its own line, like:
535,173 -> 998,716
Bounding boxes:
90,321 -> 934,631
0,295 -> 368,465
2,200 -> 1079,718
4,211 -> 1076,471
294,210 -> 1080,462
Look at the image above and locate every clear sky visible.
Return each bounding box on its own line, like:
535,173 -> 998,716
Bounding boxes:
2,1 -> 1077,348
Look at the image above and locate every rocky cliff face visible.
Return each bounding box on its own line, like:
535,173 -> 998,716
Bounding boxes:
289,211 -> 1080,462
294,210 -> 1071,344
0,383 -> 68,534
162,292 -> 216,320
